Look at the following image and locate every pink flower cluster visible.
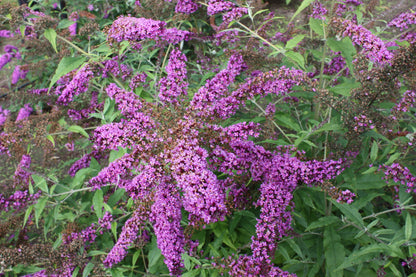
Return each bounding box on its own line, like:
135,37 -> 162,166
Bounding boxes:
159,48 -> 189,104
392,90 -> 416,113
107,16 -> 191,49
389,11 -> 416,31
332,18 -> 393,65
57,65 -> 95,105
379,163 -> 416,194
15,104 -> 33,122
0,106 -> 10,127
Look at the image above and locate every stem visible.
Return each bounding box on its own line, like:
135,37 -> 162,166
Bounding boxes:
236,22 -> 285,54
56,34 -> 97,58
47,126 -> 99,136
251,99 -> 293,144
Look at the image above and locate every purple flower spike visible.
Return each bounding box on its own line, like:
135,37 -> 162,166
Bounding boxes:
11,65 -> 28,84
15,104 -> 33,122
104,205 -> 150,268
175,0 -> 198,14
57,65 -> 94,105
150,182 -> 185,276
332,17 -> 393,65
159,48 -> 188,104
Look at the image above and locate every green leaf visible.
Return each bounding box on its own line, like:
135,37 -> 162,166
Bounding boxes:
46,135 -> 55,147
58,19 -> 77,29
87,250 -> 107,257
32,175 -> 48,194
329,79 -> 361,96
148,238 -> 163,273
285,51 -> 305,70
23,205 -> 34,227
44,28 -> 58,53
361,166 -> 377,174
327,37 -> 356,72
49,57 -> 86,92
34,197 -> 48,228
324,226 -> 344,277
182,269 -> 202,277
285,34 -> 305,50
336,244 -> 392,271
108,188 -> 125,207
289,0 -> 314,23
332,200 -> 364,227
182,253 -> 192,271
405,213 -> 412,241
68,125 -> 89,138
72,267 -> 80,277
370,141 -> 378,163
385,152 -> 400,165
93,189 -> 104,219
309,17 -> 325,36
132,250 -> 140,267
82,262 -> 94,277
111,221 -> 117,240
306,216 -> 340,231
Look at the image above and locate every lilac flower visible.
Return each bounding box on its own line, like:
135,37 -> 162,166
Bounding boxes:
68,150 -> 102,177
15,104 -> 33,122
88,4 -> 94,11
11,65 -> 28,84
206,66 -> 307,119
98,212 -> 113,231
107,16 -> 166,48
310,1 -> 328,20
13,154 -> 32,188
68,91 -> 104,121
0,54 -> 12,70
388,11 -> 416,31
102,57 -> 132,80
89,153 -> 135,189
68,12 -> 78,36
170,119 -> 227,225
336,189 -> 355,204
129,72 -> 147,90
217,7 -> 248,30
0,190 -> 40,212
207,0 -> 235,16
159,28 -> 192,45
190,53 -> 247,117
335,0 -> 363,16
57,65 -> 94,105
175,0 -> 198,14
379,163 -> 416,194
107,16 -> 191,49
353,114 -> 374,132
65,141 -> 75,151
331,17 -> 393,65
28,88 -> 48,95
0,30 -> 13,38
52,2 -> 58,9
0,107 -> 10,127
392,90 -> 416,113
264,103 -> 276,117
4,45 -> 20,57
104,205 -> 150,267
150,182 -> 185,275
159,48 -> 188,104
64,224 -> 97,245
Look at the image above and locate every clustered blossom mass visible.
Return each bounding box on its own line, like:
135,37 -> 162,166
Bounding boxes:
55,34 -> 349,274
0,7 -> 372,276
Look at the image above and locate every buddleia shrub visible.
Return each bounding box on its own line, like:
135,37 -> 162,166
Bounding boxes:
1,0 -> 416,276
